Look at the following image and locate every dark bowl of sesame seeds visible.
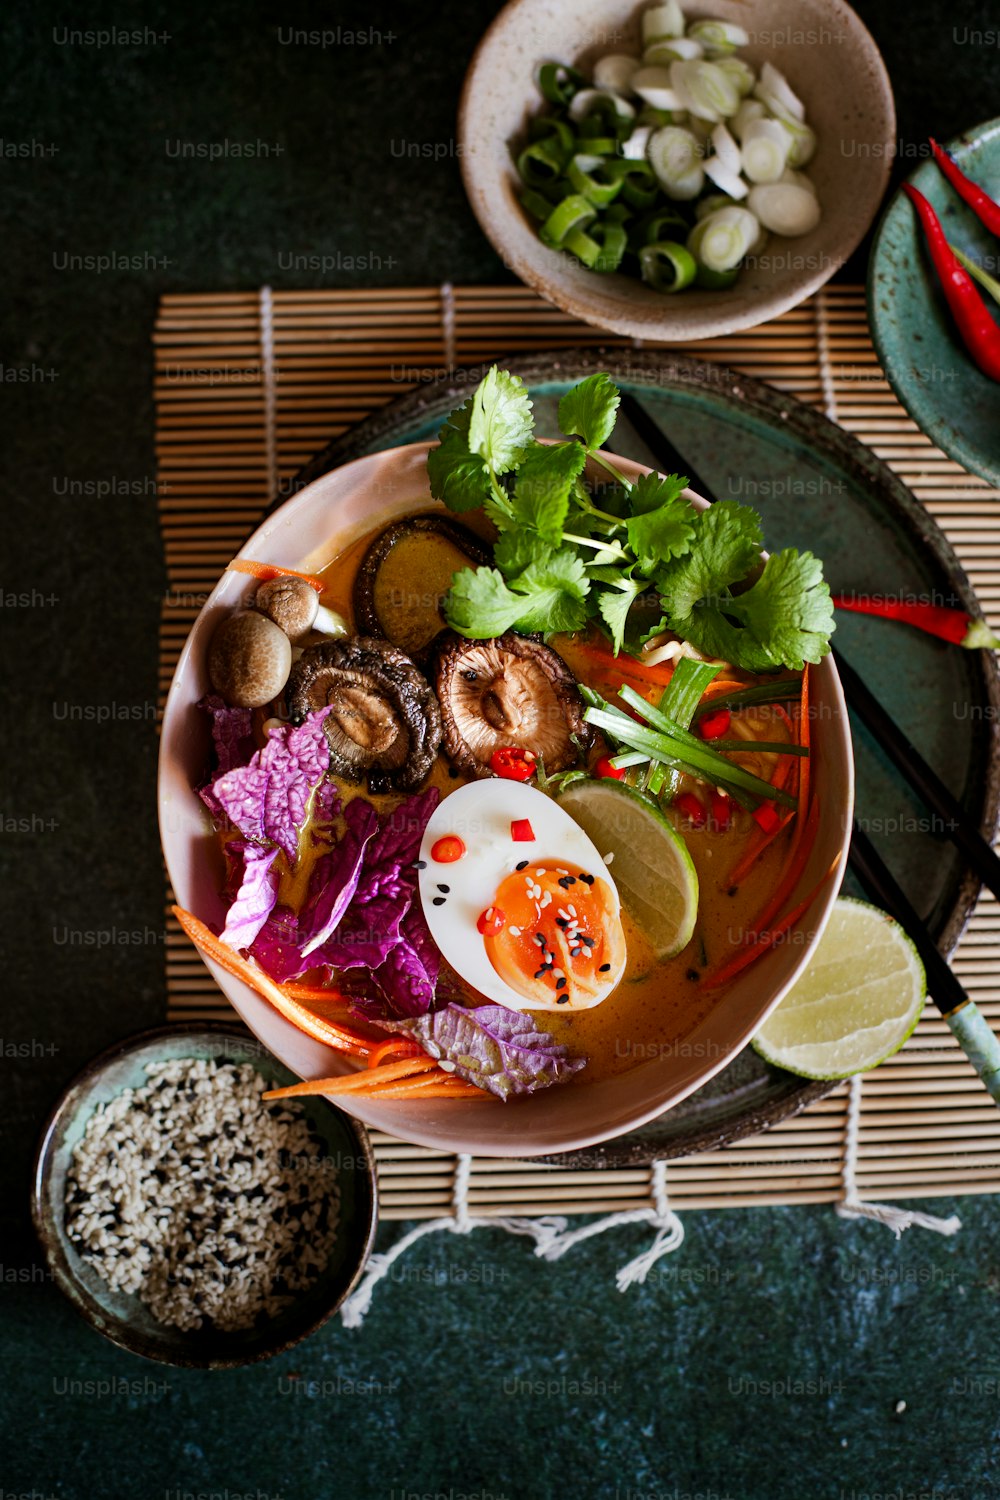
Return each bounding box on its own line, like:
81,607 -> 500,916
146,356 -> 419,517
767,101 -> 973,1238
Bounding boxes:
31,1022 -> 378,1367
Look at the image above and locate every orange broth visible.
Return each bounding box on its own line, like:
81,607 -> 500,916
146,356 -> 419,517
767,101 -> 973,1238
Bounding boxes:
264,517 -> 798,1084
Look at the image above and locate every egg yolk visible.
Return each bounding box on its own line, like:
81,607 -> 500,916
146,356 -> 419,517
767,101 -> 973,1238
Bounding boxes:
483,861 -> 627,1008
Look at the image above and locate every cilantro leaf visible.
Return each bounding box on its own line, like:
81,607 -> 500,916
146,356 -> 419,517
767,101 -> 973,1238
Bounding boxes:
596,577 -> 645,655
510,551 -> 590,632
725,549 -> 835,669
427,399 -> 491,513
626,473 -> 695,571
468,366 -> 534,476
656,501 -> 764,620
511,441 -> 587,546
558,372 -> 621,452
493,528 -> 552,575
443,552 -> 589,638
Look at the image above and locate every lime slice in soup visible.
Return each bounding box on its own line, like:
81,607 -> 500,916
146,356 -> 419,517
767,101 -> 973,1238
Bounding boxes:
752,897 -> 927,1080
557,779 -> 698,960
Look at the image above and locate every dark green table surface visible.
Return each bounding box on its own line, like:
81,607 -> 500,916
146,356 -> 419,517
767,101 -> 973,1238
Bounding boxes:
3,1 -> 1000,1495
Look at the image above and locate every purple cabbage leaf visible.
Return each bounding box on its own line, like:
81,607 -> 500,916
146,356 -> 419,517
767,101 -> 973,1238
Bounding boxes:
377,1002 -> 587,1100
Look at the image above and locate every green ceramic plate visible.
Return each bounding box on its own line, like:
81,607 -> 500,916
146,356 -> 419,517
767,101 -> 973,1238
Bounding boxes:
276,348 -> 1000,1167
869,116 -> 1000,489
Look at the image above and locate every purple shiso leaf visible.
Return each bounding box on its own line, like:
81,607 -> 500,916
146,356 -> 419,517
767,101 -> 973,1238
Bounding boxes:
210,707 -> 332,862
379,1002 -> 587,1100
299,798 -> 378,959
220,844 -> 281,951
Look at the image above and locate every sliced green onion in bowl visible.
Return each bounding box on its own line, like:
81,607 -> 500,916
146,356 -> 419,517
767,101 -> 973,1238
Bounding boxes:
642,0 -> 685,45
670,59 -> 741,122
695,263 -> 740,289
645,36 -> 704,63
592,53 -> 641,94
731,98 -> 767,140
568,153 -> 626,207
517,138 -> 570,188
631,65 -> 684,112
648,124 -> 705,200
688,204 -> 760,271
740,118 -> 791,183
777,117 -> 818,168
747,180 -> 821,236
569,87 -> 636,126
565,218 -> 629,272
539,193 -> 598,249
686,19 -> 750,56
753,61 -> 805,122
639,239 -> 698,291
537,61 -> 585,106
715,56 -> 755,97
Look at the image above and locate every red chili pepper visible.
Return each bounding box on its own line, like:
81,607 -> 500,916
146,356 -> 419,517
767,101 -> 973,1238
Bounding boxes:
752,801 -> 782,834
477,906 -> 506,937
709,790 -> 732,832
594,754 -> 626,781
903,181 -> 1000,382
930,138 -> 1000,238
490,745 -> 536,782
698,708 -> 732,741
510,818 -> 535,842
430,834 -> 466,863
674,791 -> 707,828
831,593 -> 999,650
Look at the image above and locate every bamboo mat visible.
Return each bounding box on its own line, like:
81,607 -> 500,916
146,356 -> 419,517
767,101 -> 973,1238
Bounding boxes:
155,283 -> 1000,1219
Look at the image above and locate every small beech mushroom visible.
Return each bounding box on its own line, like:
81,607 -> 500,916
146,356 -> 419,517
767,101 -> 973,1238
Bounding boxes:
253,574 -> 347,644
207,610 -> 293,709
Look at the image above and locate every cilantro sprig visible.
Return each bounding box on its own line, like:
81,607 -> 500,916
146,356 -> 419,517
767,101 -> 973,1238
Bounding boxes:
429,367 -> 835,670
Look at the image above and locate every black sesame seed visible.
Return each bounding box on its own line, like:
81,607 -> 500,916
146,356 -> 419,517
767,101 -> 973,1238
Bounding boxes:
580,935 -> 596,947
556,995 -> 569,1004
557,876 -> 574,890
534,931 -> 546,944
599,963 -> 611,972
686,968 -> 700,982
578,873 -> 595,886
413,859 -> 427,870
555,976 -> 567,990
533,968 -> 548,980
448,766 -> 461,779
555,916 -> 569,929
432,896 -> 446,906
436,884 -> 450,894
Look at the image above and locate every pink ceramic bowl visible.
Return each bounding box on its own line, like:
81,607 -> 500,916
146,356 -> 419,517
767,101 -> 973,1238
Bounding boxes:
158,442 -> 853,1157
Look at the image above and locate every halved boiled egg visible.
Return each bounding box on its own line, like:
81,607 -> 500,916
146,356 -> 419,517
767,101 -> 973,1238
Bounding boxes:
417,781 -> 627,1013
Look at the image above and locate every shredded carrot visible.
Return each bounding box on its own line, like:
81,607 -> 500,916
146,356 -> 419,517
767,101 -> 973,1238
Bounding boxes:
367,1036 -> 426,1069
279,982 -> 351,1006
701,856 -> 840,991
172,906 -> 373,1058
727,809 -> 795,887
262,1056 -> 437,1099
366,1073 -> 486,1099
795,666 -> 811,824
572,639 -> 677,688
227,558 -> 327,593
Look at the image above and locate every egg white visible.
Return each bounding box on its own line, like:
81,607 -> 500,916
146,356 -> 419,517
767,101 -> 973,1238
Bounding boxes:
417,780 -> 624,1012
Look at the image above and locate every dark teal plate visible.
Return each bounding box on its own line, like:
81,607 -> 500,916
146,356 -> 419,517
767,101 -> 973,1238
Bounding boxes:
869,116 -> 1000,489
283,349 -> 1000,1167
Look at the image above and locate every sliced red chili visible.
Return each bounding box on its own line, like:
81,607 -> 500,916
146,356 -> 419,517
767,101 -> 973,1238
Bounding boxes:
477,906 -> 506,937
752,802 -> 782,834
490,745 -> 537,782
709,790 -> 732,832
698,708 -> 732,740
594,754 -> 626,781
510,818 -> 535,842
430,834 -> 466,863
674,791 -> 707,828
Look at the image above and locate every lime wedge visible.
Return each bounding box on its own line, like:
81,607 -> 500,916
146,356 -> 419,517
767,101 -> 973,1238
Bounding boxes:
557,779 -> 698,959
752,897 -> 927,1080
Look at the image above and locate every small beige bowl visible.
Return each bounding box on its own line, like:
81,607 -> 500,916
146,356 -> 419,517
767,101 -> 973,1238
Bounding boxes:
459,0 -> 895,340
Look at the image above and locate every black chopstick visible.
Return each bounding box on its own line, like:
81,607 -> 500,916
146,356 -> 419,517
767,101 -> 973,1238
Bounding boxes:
847,823 -> 966,1014
617,391 -> 1000,902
